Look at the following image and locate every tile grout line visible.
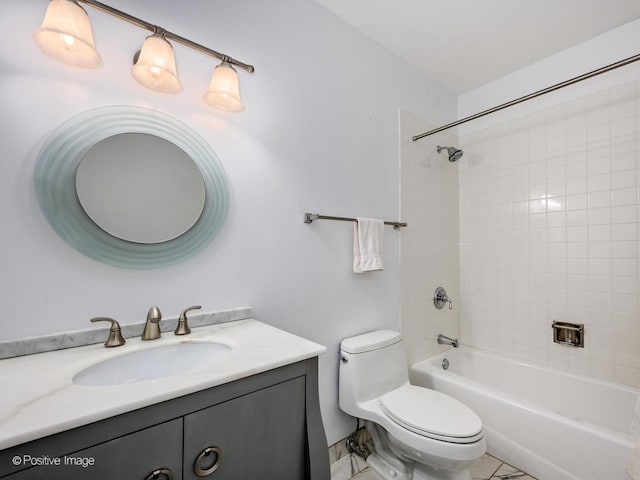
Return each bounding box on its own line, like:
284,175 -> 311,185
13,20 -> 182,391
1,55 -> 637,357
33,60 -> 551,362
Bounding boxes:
488,461 -> 505,480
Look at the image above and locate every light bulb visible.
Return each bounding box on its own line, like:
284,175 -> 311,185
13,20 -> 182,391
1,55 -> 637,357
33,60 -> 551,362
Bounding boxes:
62,34 -> 75,47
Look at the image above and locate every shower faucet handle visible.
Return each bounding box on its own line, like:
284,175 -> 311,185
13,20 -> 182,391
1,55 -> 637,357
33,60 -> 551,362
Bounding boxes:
434,287 -> 453,310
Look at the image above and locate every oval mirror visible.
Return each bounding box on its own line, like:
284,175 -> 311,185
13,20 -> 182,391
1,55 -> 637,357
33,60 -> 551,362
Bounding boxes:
75,133 -> 206,244
34,106 -> 230,269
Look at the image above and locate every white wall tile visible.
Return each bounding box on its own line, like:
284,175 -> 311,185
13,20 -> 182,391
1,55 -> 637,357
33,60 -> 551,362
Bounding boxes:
612,150 -> 637,172
613,187 -> 638,206
613,205 -> 638,223
615,365 -> 640,387
613,275 -> 639,294
589,190 -> 612,208
588,173 -> 612,192
457,81 -> 640,387
589,224 -> 612,241
568,225 -> 589,241
566,177 -> 588,194
612,117 -> 636,138
612,169 -> 638,189
591,359 -> 615,381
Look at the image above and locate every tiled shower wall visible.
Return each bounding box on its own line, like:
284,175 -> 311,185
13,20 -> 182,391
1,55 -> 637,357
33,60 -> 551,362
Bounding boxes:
400,110 -> 460,365
458,80 -> 640,387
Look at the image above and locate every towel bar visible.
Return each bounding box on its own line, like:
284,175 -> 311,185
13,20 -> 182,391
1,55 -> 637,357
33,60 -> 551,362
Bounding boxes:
303,213 -> 407,229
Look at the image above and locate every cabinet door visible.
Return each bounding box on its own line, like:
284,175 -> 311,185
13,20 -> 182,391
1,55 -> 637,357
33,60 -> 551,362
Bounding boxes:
184,377 -> 306,480
5,418 -> 182,480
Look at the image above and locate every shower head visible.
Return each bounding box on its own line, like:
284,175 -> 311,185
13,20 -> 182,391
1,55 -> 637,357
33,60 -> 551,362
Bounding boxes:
436,145 -> 463,162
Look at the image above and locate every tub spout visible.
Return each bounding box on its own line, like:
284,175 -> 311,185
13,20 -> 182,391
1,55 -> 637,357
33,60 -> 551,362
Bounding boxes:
437,334 -> 459,348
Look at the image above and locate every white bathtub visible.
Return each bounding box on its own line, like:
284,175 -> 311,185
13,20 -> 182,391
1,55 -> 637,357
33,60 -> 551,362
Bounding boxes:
410,346 -> 638,480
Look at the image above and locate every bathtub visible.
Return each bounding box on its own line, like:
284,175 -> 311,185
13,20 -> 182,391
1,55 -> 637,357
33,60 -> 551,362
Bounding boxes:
410,346 -> 638,480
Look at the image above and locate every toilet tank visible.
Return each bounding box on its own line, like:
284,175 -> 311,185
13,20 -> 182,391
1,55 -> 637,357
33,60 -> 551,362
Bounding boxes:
339,330 -> 409,416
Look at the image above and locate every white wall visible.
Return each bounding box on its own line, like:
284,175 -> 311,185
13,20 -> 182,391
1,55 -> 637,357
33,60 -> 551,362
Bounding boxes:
457,21 -> 640,387
0,1 -> 456,443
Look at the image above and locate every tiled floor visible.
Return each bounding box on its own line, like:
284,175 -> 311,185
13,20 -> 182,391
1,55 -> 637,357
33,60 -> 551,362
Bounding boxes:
331,452 -> 538,480
469,453 -> 538,480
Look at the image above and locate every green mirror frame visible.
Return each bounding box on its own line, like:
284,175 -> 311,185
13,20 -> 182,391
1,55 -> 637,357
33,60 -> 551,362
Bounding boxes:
33,106 -> 230,269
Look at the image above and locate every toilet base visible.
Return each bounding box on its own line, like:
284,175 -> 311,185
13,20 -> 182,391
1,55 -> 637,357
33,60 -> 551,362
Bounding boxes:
413,463 -> 472,480
367,452 -> 472,480
364,421 -> 474,480
366,452 -> 411,480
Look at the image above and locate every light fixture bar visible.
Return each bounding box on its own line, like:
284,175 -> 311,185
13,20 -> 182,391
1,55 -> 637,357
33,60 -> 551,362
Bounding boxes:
77,0 -> 255,73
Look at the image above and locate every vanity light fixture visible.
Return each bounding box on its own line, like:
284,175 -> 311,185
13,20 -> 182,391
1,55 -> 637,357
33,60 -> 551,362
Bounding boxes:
33,0 -> 254,111
131,30 -> 182,94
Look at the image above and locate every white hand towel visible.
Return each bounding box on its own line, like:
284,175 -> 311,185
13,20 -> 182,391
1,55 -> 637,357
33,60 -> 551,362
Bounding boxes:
353,218 -> 384,273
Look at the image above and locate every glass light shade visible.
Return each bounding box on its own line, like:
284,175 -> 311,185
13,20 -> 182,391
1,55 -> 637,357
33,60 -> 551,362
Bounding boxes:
203,62 -> 244,112
131,34 -> 182,93
32,0 -> 102,68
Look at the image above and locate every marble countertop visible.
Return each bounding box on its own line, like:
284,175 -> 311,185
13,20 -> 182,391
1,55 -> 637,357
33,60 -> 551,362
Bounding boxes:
0,319 -> 326,450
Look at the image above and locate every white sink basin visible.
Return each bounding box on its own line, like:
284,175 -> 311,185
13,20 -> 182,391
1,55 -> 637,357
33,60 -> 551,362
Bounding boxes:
73,341 -> 232,386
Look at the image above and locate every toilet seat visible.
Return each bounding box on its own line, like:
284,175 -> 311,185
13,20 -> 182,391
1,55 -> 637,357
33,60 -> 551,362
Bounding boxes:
380,385 -> 483,444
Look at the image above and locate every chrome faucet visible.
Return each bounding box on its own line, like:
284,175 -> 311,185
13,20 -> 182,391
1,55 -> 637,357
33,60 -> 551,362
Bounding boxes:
142,306 -> 162,340
437,334 -> 459,348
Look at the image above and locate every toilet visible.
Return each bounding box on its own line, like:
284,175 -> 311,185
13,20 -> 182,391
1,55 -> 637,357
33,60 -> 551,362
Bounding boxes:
339,330 -> 486,480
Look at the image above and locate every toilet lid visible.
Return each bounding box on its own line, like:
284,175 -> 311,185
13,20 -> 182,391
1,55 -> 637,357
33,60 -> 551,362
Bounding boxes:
380,385 -> 483,444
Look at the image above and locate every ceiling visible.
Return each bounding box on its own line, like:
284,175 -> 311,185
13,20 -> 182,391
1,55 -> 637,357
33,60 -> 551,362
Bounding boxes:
315,0 -> 640,95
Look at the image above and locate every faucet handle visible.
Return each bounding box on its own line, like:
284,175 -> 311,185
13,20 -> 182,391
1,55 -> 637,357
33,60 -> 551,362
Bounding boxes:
175,305 -> 202,336
91,317 -> 126,347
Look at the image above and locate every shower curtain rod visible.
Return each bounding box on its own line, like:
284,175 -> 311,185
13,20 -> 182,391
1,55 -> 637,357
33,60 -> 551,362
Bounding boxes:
412,52 -> 640,141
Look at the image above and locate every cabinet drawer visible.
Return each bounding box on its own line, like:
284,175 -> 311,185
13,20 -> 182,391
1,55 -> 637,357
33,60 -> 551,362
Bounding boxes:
184,377 -> 306,480
5,418 -> 182,480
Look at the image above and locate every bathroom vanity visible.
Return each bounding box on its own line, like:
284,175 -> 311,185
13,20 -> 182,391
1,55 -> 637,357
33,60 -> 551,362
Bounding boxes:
0,320 -> 329,480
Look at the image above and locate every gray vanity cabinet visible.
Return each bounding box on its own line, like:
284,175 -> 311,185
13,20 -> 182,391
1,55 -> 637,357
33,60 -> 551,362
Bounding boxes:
0,358 -> 329,480
183,377 -> 306,479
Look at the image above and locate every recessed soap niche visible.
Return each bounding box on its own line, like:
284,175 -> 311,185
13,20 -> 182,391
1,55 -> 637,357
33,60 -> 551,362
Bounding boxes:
552,321 -> 584,348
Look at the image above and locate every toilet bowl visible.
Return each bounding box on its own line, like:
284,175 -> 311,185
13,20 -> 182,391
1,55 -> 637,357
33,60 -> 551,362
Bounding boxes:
339,330 -> 486,480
